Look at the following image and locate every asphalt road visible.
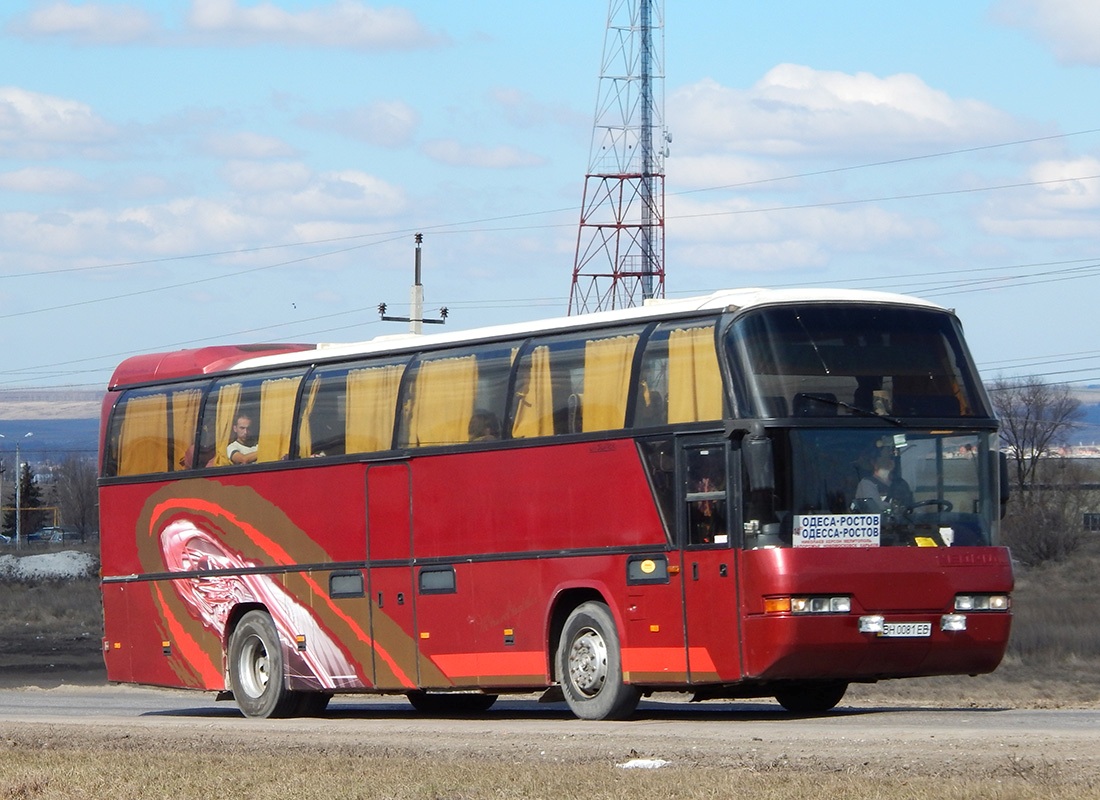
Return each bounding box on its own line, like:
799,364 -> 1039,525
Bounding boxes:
2,684 -> 1097,776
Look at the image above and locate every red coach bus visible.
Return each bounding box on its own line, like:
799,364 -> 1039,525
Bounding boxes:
98,288 -> 1013,719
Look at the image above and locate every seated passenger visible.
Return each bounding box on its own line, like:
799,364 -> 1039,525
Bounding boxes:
468,410 -> 501,442
227,414 -> 258,465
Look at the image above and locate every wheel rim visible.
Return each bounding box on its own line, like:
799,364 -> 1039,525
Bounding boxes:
237,633 -> 270,699
567,626 -> 608,698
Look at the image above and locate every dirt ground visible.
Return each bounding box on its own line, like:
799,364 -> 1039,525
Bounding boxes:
3,567 -> 1099,797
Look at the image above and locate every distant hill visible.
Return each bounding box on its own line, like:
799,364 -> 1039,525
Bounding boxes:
0,389 -> 102,463
0,388 -> 102,421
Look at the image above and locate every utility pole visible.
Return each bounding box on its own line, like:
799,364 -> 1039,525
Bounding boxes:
14,434 -> 32,550
378,233 -> 448,332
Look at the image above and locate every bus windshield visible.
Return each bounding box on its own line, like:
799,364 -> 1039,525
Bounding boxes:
727,304 -> 988,419
743,428 -> 1000,549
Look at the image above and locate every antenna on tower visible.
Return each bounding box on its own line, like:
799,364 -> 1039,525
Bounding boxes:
568,0 -> 669,315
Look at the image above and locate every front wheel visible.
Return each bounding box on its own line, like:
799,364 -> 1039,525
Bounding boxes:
228,610 -> 297,719
774,681 -> 848,714
557,601 -> 640,720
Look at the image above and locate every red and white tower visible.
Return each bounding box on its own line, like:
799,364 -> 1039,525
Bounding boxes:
568,0 -> 668,315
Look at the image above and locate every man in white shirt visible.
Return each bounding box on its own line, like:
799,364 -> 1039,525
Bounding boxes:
227,414 -> 258,465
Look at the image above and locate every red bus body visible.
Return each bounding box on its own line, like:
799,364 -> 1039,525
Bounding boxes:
98,290 -> 1013,718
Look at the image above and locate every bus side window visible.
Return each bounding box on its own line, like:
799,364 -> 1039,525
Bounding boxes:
401,347 -> 512,448
686,446 -> 728,546
109,391 -> 170,477
581,333 -> 639,432
299,371 -> 347,458
634,322 -> 723,428
255,375 -> 302,463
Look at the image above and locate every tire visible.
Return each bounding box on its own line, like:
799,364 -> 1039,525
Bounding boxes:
774,681 -> 848,714
406,691 -> 498,715
557,601 -> 640,720
227,610 -> 297,719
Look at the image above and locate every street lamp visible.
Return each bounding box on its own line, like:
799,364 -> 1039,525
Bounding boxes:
1,433 -> 34,550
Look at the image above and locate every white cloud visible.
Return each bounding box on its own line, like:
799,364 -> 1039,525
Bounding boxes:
187,0 -> 446,49
667,193 -> 935,273
979,157 -> 1100,239
669,65 -> 1021,161
0,168 -> 406,267
256,169 -> 407,219
992,0 -> 1100,66
201,131 -> 299,159
0,87 -> 117,157
299,101 -> 420,148
222,160 -> 312,192
420,138 -> 545,169
0,167 -> 93,194
488,87 -> 586,130
5,2 -> 157,44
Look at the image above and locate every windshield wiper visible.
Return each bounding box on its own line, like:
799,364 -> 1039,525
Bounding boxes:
797,393 -> 905,427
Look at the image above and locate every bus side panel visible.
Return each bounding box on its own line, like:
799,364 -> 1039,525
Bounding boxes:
409,440 -> 665,558
409,441 -> 691,688
100,471 -> 381,693
738,547 -> 1013,681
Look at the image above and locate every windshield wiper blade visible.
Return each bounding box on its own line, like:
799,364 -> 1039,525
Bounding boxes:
798,393 -> 905,427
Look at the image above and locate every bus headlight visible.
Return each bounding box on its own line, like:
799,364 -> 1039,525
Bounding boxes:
954,594 -> 1010,611
791,596 -> 851,614
941,614 -> 967,632
858,615 -> 885,634
764,595 -> 851,614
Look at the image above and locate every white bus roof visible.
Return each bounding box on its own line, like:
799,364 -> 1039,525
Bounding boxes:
234,287 -> 945,372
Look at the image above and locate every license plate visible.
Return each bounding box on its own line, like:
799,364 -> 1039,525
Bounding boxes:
879,622 -> 932,638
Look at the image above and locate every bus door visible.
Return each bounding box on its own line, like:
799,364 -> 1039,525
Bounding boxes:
677,437 -> 743,683
365,462 -> 420,691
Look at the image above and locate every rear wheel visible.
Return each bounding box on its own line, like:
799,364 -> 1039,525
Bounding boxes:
228,610 -> 298,719
774,681 -> 848,714
406,691 -> 498,714
557,601 -> 640,720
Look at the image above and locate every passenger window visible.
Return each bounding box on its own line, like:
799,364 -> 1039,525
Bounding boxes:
635,322 -> 723,427
203,371 -> 303,467
511,327 -> 642,438
298,358 -> 407,457
399,347 -> 512,447
106,383 -> 206,477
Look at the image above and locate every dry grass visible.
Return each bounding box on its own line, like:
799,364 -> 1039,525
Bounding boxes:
1,730 -> 1097,800
2,543 -> 1100,798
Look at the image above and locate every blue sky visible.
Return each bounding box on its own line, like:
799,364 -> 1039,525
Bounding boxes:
1,1 -> 1099,390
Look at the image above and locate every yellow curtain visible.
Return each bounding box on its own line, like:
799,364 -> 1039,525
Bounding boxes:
582,334 -> 639,432
117,393 -> 168,476
512,345 -> 553,438
211,383 -> 242,467
170,388 -> 201,471
257,376 -> 301,463
668,326 -> 724,423
297,377 -> 323,457
406,356 -> 478,446
346,364 -> 404,453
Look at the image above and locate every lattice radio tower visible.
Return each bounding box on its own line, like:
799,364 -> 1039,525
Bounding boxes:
568,0 -> 669,315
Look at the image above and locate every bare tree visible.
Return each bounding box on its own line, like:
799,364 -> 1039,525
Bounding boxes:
989,376 -> 1083,495
988,375 -> 1087,566
49,454 -> 99,539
